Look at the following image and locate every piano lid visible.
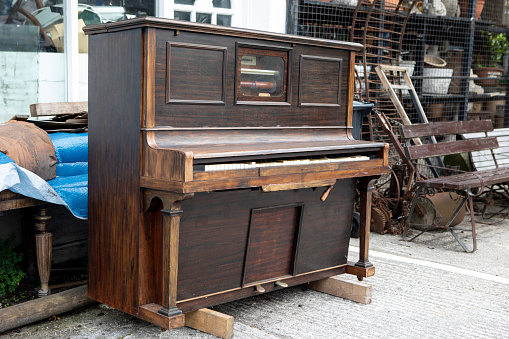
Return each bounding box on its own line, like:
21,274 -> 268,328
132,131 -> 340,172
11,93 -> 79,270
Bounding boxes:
82,17 -> 363,52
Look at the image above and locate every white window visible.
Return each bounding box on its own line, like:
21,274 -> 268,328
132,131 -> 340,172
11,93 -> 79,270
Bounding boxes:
161,0 -> 235,26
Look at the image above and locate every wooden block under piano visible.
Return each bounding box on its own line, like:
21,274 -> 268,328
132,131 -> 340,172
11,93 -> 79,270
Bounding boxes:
84,17 -> 389,331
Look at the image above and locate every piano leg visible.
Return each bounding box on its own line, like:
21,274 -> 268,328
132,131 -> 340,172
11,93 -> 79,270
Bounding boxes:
158,208 -> 183,317
355,177 -> 378,279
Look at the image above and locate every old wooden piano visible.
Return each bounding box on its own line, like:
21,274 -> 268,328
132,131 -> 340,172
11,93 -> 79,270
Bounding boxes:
84,17 -> 388,330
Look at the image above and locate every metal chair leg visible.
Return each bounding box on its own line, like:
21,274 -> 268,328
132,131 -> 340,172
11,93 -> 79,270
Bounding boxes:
404,186 -> 422,239
449,195 -> 477,252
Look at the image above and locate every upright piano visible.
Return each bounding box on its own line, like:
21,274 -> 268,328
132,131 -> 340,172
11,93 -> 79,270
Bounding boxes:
84,17 -> 388,330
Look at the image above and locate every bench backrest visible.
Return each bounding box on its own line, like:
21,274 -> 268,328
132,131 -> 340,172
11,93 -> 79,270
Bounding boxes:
400,120 -> 498,161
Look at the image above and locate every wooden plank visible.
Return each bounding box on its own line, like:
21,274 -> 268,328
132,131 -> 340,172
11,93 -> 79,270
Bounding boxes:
0,285 -> 96,334
417,167 -> 509,190
29,101 -> 88,117
407,138 -> 499,160
308,275 -> 372,305
401,120 -> 494,139
185,308 -> 233,339
138,303 -> 185,330
374,65 -> 423,146
0,190 -> 42,212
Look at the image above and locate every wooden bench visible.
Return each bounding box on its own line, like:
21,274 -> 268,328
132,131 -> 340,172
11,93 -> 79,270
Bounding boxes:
401,120 -> 509,252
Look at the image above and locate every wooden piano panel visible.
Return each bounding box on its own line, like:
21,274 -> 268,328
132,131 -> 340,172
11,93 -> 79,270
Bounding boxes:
299,55 -> 342,106
175,183 -> 353,302
152,29 -> 351,128
166,42 -> 226,104
243,204 -> 301,285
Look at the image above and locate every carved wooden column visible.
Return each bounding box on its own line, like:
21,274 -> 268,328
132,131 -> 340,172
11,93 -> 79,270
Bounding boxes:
143,190 -> 193,318
158,208 -> 183,317
34,208 -> 52,297
355,177 -> 377,273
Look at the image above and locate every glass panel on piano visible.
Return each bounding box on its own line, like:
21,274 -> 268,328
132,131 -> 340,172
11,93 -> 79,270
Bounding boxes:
216,14 -> 231,26
237,47 -> 289,103
240,55 -> 284,97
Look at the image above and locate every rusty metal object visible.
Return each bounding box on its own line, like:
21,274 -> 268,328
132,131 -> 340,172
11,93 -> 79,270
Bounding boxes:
0,121 -> 57,180
351,0 -> 414,142
370,207 -> 388,234
409,192 -> 466,229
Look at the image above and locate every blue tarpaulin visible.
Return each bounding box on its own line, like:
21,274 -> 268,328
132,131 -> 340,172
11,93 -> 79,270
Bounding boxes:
0,132 -> 88,219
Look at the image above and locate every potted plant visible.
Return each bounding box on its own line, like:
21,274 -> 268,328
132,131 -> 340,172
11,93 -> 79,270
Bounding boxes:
459,0 -> 486,20
474,31 -> 508,87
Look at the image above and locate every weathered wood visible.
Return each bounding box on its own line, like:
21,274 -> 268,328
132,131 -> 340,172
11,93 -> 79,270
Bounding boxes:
177,266 -> 347,314
185,308 -> 234,339
29,102 -> 88,117
141,165 -> 388,194
261,179 -> 336,192
308,275 -> 372,304
138,304 -> 185,330
0,191 -> 41,212
161,209 -> 182,310
355,177 -> 376,272
416,167 -> 509,190
401,120 -> 494,139
345,262 -> 375,278
375,65 -> 423,146
406,138 -> 499,160
87,28 -> 142,315
0,285 -> 96,334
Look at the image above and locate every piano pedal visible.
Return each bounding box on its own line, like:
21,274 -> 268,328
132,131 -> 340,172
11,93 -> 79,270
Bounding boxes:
255,284 -> 265,293
274,281 -> 288,288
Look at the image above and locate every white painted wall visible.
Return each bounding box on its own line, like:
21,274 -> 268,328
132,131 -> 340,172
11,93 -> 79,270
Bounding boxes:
37,53 -> 66,104
0,52 -> 38,121
0,52 -> 88,123
235,0 -> 286,33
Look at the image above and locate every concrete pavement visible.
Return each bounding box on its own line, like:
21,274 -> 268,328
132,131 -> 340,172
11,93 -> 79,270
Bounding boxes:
2,215 -> 509,338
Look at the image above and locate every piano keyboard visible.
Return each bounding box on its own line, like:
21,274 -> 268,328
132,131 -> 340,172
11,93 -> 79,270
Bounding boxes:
203,155 -> 371,171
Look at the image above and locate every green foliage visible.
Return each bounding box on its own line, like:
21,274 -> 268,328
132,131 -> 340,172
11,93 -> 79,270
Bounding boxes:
483,31 -> 509,67
0,236 -> 25,297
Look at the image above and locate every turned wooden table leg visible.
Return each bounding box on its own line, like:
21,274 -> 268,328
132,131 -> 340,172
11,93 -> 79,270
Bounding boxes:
355,177 -> 377,279
34,208 -> 52,297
